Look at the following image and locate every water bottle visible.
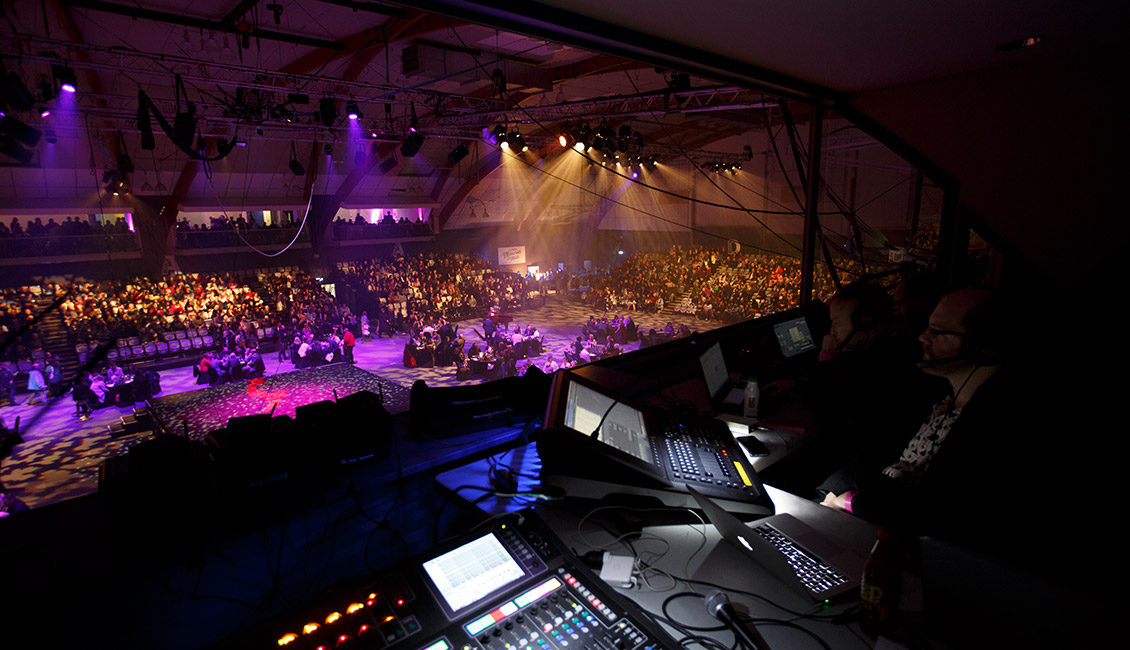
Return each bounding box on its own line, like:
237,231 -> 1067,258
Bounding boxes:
859,526 -> 901,637
743,377 -> 759,418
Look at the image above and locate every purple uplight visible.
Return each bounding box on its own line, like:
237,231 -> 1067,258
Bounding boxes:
60,83 -> 77,94
40,109 -> 51,119
347,112 -> 359,121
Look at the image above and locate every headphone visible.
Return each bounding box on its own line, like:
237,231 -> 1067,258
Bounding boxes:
957,298 -> 1010,366
833,282 -> 892,350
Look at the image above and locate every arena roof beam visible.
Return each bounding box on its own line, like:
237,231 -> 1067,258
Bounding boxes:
60,0 -> 345,51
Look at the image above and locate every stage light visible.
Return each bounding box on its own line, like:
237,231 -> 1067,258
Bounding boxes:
40,108 -> 51,119
408,103 -> 419,133
507,132 -> 527,152
103,169 -> 128,195
558,124 -> 576,148
400,131 -> 424,157
489,124 -> 506,145
345,102 -> 361,120
52,65 -> 78,94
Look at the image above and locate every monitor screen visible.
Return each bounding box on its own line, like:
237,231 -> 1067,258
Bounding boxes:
563,380 -> 653,465
699,342 -> 728,398
773,316 -> 816,358
422,533 -> 526,614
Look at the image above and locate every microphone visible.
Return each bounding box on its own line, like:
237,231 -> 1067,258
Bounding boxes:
704,590 -> 771,650
915,354 -> 964,369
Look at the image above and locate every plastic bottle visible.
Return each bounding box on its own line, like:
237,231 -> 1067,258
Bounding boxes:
859,526 -> 901,637
742,377 -> 760,418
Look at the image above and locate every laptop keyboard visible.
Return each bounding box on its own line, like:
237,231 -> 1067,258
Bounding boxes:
753,524 -> 850,595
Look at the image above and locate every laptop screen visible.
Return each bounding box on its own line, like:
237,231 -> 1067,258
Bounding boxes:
563,380 -> 653,465
773,316 -> 816,358
699,341 -> 728,399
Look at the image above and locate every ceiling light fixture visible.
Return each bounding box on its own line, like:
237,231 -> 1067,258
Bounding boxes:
53,65 -> 78,94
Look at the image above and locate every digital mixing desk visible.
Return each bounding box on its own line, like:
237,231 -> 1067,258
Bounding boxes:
219,510 -> 678,650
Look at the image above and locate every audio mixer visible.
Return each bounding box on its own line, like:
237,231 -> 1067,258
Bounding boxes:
222,509 -> 678,650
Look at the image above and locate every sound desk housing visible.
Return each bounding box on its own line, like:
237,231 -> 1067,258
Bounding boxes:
218,510 -> 678,650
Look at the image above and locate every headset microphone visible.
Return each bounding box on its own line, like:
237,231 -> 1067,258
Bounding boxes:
915,354 -> 964,369
704,590 -> 771,650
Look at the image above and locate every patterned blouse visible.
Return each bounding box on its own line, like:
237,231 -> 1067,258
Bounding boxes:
882,398 -> 961,486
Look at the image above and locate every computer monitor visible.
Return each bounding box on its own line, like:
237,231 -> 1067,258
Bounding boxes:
562,379 -> 653,466
772,316 -> 816,358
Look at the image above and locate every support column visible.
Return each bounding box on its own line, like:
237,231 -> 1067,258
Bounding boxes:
799,103 -> 824,305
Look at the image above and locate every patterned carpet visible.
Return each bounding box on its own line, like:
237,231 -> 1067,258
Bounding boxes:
0,293 -> 718,510
148,364 -> 408,441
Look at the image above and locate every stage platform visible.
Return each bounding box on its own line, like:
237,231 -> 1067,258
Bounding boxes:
148,363 -> 410,441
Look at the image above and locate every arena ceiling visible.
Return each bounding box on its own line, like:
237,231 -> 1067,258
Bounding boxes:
0,0 -> 1115,221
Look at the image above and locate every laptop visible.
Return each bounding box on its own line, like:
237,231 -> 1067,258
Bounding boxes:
698,341 -> 745,412
688,486 -> 864,602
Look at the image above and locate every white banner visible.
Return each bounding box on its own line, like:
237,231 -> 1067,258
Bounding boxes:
498,246 -> 526,265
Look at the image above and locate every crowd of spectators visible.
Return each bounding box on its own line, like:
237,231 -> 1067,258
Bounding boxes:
59,273 -> 273,349
578,245 -> 841,321
2,244 -> 868,397
1,286 -> 47,363
332,253 -> 535,337
0,216 -> 131,238
0,216 -> 138,257
332,211 -> 433,240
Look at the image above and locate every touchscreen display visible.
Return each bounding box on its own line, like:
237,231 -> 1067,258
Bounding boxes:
422,533 -> 525,613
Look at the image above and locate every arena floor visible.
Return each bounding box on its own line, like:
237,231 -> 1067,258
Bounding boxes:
0,294 -> 718,509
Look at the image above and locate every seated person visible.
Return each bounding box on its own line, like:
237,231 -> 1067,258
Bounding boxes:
197,352 -> 214,384
768,281 -> 946,495
88,373 -> 109,409
820,286 -> 1043,565
295,336 -> 311,368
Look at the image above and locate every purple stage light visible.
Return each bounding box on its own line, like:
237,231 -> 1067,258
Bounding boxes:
60,82 -> 77,94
